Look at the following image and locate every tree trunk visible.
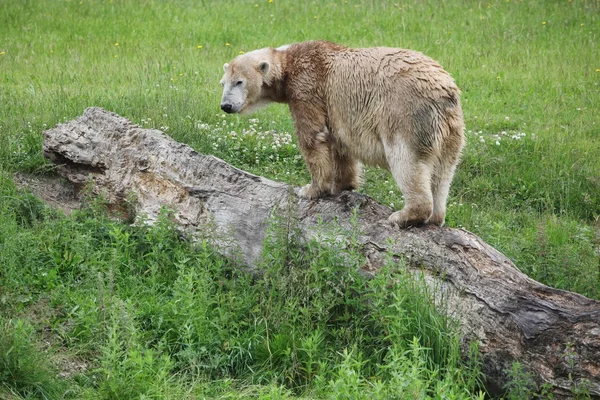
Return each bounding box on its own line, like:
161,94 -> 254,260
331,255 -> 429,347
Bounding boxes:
42,107 -> 600,398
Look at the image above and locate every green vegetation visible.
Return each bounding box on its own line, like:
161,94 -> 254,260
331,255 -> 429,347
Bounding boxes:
0,187 -> 484,398
0,0 -> 598,398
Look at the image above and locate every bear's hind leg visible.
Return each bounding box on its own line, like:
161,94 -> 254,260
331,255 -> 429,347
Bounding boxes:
384,142 -> 434,228
428,163 -> 456,226
429,116 -> 464,226
332,149 -> 361,194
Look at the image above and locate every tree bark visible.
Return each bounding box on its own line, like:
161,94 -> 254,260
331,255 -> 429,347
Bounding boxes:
42,107 -> 600,398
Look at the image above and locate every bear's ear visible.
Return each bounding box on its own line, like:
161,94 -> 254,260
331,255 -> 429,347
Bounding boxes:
223,63 -> 229,72
258,61 -> 270,75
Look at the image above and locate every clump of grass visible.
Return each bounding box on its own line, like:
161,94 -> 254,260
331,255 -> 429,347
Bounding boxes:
0,318 -> 66,399
236,206 -> 484,398
167,115 -> 307,185
503,362 -> 539,400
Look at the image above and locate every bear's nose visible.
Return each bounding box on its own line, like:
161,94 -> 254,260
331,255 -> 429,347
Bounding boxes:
221,103 -> 233,113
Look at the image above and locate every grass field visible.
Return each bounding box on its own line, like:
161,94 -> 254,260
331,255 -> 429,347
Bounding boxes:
1,0 -> 599,398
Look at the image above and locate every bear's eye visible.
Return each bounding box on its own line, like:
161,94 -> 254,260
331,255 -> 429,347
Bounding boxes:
220,82 -> 224,87
235,80 -> 243,86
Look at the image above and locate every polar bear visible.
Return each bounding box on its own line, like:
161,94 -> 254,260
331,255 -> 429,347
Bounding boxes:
220,41 -> 464,227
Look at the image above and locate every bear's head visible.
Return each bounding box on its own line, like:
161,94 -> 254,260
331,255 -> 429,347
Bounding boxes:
220,49 -> 274,115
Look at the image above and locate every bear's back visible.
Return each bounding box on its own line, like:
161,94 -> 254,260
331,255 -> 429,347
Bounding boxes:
319,45 -> 462,166
325,47 -> 459,103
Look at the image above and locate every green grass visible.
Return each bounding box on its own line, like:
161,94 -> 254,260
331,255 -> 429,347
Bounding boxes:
0,0 -> 599,398
0,185 -> 485,398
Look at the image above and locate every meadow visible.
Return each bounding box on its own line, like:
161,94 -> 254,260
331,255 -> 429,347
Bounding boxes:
0,0 -> 598,398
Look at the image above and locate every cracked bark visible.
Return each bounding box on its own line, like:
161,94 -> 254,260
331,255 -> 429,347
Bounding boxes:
42,107 -> 600,398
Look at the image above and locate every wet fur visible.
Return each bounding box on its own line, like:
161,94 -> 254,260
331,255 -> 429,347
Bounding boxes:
220,40 -> 465,227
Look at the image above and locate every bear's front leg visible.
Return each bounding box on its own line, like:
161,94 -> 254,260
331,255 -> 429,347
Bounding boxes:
291,103 -> 334,199
332,148 -> 361,194
297,128 -> 334,199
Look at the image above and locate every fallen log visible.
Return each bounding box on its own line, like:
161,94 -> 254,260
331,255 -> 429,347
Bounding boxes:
42,107 -> 600,398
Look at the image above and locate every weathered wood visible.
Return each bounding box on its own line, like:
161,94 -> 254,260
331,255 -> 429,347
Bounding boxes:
43,107 -> 600,398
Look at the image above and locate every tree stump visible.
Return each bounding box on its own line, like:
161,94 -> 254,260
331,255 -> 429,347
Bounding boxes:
42,107 -> 600,398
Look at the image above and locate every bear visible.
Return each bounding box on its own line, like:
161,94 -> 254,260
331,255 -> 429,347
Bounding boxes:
219,40 -> 464,228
